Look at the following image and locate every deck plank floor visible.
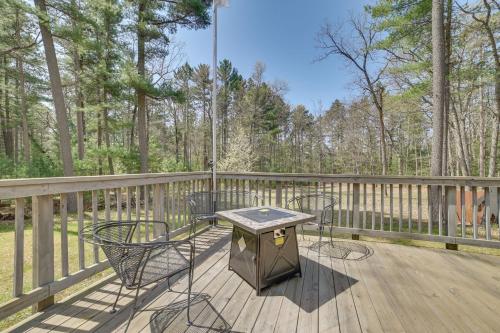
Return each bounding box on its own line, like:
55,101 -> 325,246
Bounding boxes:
8,228 -> 500,333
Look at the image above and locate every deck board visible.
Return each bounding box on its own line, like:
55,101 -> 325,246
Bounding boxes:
7,229 -> 500,333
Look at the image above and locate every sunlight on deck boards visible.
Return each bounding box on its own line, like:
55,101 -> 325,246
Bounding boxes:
7,228 -> 500,333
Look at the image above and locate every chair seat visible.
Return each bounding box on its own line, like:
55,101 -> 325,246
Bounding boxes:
138,246 -> 190,287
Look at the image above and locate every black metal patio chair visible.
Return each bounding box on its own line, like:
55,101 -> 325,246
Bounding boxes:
187,190 -> 261,245
80,220 -> 195,328
286,194 -> 336,244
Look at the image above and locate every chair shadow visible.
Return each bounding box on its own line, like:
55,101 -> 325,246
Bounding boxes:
149,292 -> 232,333
308,240 -> 374,261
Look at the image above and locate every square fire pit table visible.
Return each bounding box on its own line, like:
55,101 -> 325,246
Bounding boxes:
215,206 -> 315,295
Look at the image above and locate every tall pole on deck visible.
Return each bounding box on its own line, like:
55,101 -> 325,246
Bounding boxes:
211,2 -> 218,199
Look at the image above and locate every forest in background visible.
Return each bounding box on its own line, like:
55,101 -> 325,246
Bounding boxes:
0,0 -> 498,179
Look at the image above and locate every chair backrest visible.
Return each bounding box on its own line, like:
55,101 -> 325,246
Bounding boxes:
187,191 -> 261,217
84,221 -> 169,288
286,194 -> 336,225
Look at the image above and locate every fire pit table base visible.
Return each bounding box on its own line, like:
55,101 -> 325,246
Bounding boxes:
228,225 -> 301,295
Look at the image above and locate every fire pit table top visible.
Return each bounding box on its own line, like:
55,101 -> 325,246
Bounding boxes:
216,206 -> 315,235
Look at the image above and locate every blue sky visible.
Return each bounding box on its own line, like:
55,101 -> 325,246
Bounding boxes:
176,0 -> 368,114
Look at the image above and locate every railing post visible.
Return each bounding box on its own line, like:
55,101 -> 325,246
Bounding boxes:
13,198 -> 25,297
32,195 -> 55,312
446,186 -> 457,250
352,183 -> 360,240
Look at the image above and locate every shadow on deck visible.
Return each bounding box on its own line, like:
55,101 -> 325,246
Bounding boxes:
8,227 -> 500,333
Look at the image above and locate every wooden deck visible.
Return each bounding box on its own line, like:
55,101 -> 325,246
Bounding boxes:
8,227 -> 500,333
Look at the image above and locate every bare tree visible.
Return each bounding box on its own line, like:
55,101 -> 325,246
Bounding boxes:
457,0 -> 499,177
316,15 -> 389,175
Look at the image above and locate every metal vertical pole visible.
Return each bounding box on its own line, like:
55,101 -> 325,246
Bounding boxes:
211,3 -> 218,210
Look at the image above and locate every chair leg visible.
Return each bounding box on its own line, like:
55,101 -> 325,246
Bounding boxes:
124,286 -> 141,332
329,222 -> 334,245
319,224 -> 323,255
110,280 -> 125,314
186,261 -> 194,326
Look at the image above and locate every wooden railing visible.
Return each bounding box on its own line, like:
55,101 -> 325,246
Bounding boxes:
0,172 -> 210,321
0,171 -> 499,322
217,172 -> 500,248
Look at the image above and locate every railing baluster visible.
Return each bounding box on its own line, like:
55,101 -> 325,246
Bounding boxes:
268,180 -> 272,206
389,184 -> 393,232
261,179 -> 265,205
91,190 -> 99,263
145,185 -> 150,241
427,185 -> 432,235
136,186 -> 141,241
371,184 -> 376,230
472,186 -> 478,239
380,184 -> 384,231
408,185 -> 412,232
177,181 -> 181,229
446,186 -> 457,238
285,181 -> 289,206
116,188 -> 122,221
438,186 -> 443,236
172,182 -> 177,229
104,189 -> 110,222
183,181 -> 188,226
353,183 -> 360,230
485,187 -> 491,240
399,184 -> 403,232
346,183 -> 351,227
315,182 -> 319,212
460,186 -> 465,238
488,187 -> 498,240
77,191 -> 85,270
338,183 -> 342,227
165,183 -> 170,229
276,181 -> 282,207
417,185 -> 422,233
363,183 -> 367,229
126,187 -> 132,221
14,198 -> 24,296
60,194 -> 69,277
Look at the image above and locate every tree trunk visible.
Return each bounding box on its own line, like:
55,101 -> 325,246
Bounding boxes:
97,99 -> 103,175
431,0 -> 445,222
15,10 -> 30,163
431,0 -> 445,177
137,1 -> 148,173
71,0 -> 85,160
173,106 -> 180,163
34,0 -> 74,177
442,0 -> 452,176
103,102 -> 114,174
3,57 -> 14,159
479,79 -> 486,176
377,88 -> 387,175
488,57 -> 499,177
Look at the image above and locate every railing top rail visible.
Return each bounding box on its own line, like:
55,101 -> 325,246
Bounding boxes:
0,172 -> 210,199
218,172 -> 500,186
